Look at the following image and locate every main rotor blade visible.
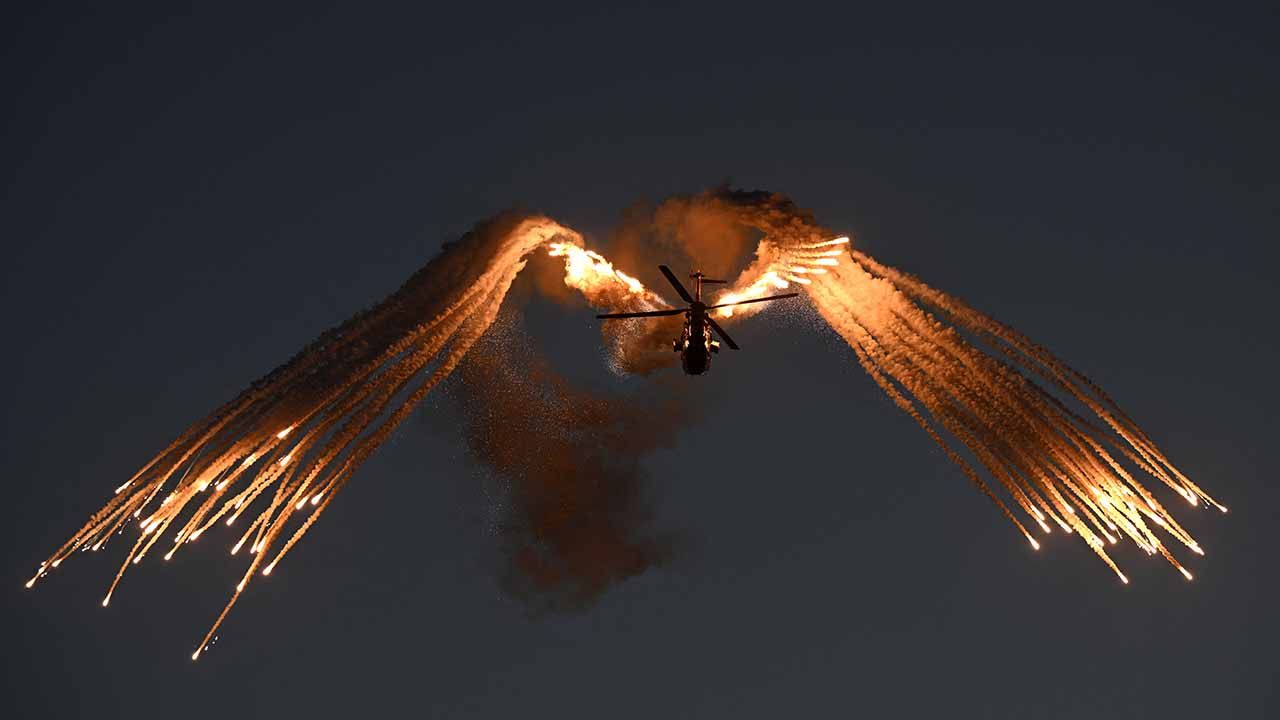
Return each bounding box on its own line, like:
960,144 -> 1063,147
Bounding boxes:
658,265 -> 696,304
596,308 -> 687,319
707,292 -> 799,310
706,318 -> 740,350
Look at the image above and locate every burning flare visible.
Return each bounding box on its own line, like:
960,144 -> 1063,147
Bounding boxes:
547,242 -> 668,311
702,189 -> 1223,587
26,190 -> 1225,659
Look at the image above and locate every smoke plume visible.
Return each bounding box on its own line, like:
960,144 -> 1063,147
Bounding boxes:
28,187 -> 1225,659
456,318 -> 688,613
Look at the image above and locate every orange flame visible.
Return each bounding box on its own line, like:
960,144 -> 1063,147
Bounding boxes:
546,242 -> 668,312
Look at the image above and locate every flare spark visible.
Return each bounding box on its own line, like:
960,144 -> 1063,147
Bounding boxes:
26,190 -> 1224,659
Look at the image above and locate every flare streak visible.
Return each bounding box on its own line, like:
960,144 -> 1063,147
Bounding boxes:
27,191 -> 1223,658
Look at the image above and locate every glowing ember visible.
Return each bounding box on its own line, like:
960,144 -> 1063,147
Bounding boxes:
25,193 -> 1224,659
548,242 -> 645,294
26,216 -> 584,658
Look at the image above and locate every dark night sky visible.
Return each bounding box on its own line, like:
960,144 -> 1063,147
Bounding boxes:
4,2 -> 1277,717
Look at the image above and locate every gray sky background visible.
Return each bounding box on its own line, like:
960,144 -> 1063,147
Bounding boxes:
3,2 -> 1277,718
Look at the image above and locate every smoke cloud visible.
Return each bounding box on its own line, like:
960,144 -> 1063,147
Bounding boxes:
587,187 -> 823,374
30,186 -> 1223,657
456,316 -> 690,613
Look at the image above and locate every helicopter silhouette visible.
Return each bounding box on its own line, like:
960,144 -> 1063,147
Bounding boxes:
596,265 -> 798,375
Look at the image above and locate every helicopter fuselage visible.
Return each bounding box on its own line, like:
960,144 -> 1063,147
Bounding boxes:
676,302 -> 717,375
595,264 -> 796,378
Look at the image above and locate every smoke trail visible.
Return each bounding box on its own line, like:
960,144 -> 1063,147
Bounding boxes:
26,211 -> 597,657
28,187 -> 1224,659
680,187 -> 1221,582
28,207 -> 696,655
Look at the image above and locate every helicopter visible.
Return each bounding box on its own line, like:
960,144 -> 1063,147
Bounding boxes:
596,265 -> 798,375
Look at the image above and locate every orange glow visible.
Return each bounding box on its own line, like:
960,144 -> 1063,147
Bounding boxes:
715,272 -> 790,318
27,205 -> 1225,660
801,236 -> 850,248
548,242 -> 647,295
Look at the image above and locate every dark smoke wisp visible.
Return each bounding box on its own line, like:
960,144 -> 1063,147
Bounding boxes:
27,187 -> 1227,660
456,316 -> 690,613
